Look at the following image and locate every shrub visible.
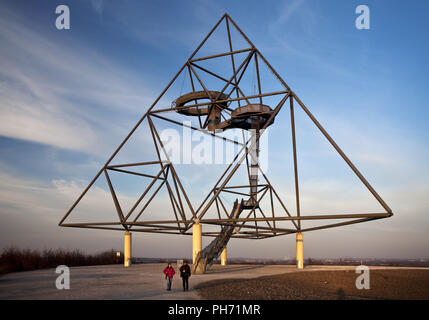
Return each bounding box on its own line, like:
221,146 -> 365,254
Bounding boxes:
0,247 -> 124,275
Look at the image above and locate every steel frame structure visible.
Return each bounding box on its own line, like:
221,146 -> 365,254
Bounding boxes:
59,14 -> 392,239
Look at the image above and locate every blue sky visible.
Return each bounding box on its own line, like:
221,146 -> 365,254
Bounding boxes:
0,0 -> 428,259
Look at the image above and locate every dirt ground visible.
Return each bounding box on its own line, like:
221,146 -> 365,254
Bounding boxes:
1,264 -> 428,300
195,269 -> 429,300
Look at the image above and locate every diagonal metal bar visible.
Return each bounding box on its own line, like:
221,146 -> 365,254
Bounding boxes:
235,186 -> 269,232
149,90 -> 287,114
104,169 -> 127,230
293,93 -> 393,215
131,179 -> 168,224
269,187 -> 276,234
201,50 -> 255,128
225,17 -> 242,108
190,62 -> 237,86
147,116 -> 187,227
107,167 -> 165,181
258,206 -> 273,230
254,53 -> 263,105
186,64 -> 203,128
149,115 -> 196,220
123,165 -> 168,221
290,96 -> 301,229
299,217 -> 383,233
189,48 -> 252,63
196,92 -> 290,221
149,113 -> 243,146
59,13 -> 228,227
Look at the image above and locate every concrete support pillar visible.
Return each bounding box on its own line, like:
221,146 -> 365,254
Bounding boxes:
296,232 -> 303,269
124,231 -> 132,267
192,222 -> 202,265
221,247 -> 227,266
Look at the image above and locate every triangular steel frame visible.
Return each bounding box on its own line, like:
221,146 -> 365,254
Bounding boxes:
59,13 -> 392,239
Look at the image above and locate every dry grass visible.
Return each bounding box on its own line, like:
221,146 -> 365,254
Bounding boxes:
195,269 -> 429,300
0,247 -> 123,275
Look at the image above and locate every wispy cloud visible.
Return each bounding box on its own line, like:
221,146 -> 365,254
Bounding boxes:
0,165 -> 172,226
91,0 -> 105,17
273,0 -> 307,27
0,6 -> 155,155
262,1 -> 358,79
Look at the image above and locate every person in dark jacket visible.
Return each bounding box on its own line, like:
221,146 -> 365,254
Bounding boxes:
163,263 -> 175,291
179,260 -> 191,291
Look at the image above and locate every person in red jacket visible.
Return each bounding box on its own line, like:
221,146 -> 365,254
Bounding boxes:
163,263 -> 175,291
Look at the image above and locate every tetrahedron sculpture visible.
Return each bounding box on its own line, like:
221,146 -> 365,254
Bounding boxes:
59,14 -> 392,272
